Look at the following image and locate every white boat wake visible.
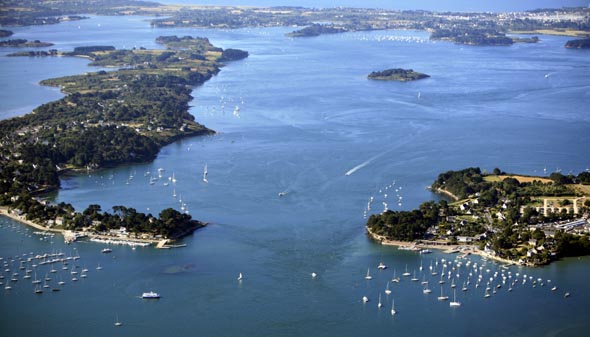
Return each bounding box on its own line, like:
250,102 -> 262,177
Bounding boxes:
345,151 -> 388,176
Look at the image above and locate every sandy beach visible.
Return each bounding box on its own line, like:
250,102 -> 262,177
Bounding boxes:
0,206 -> 64,233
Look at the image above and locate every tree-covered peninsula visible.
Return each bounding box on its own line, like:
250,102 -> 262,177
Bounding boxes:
0,39 -> 54,47
368,68 -> 430,82
367,167 -> 590,266
0,35 -> 248,242
0,29 -> 13,37
287,24 -> 349,37
565,38 -> 590,49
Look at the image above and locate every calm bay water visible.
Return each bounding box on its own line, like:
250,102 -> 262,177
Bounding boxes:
1,16 -> 590,337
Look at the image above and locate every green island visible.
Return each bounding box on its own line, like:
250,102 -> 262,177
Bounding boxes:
367,167 -> 590,266
0,39 -> 53,47
368,68 -> 430,82
286,24 -> 349,37
0,35 -> 248,246
565,38 -> 590,49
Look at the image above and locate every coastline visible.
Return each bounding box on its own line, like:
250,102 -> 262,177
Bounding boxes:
435,187 -> 460,201
366,226 -> 520,266
0,207 -> 64,233
0,206 -> 177,248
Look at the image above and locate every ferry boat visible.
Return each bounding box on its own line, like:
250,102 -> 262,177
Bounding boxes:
142,291 -> 161,299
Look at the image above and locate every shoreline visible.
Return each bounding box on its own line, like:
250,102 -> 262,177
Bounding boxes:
0,206 -> 175,248
366,226 -> 521,266
0,207 -> 64,233
434,188 -> 460,201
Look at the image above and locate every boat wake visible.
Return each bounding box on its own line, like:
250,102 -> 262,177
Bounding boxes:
345,151 -> 388,176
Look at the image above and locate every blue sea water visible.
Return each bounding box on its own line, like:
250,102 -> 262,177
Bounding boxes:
1,15 -> 590,337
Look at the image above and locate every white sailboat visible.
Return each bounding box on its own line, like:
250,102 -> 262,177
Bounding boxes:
385,281 -> 392,295
450,289 -> 461,307
390,298 -> 396,316
237,272 -> 243,281
437,286 -> 449,301
114,313 -> 122,327
423,281 -> 432,294
391,269 -> 400,283
202,163 -> 208,184
402,264 -> 410,277
364,267 -> 373,280
377,294 -> 382,308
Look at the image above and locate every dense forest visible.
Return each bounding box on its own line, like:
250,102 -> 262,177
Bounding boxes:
367,201 -> 445,241
565,38 -> 590,49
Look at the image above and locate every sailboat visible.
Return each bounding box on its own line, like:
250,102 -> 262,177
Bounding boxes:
437,286 -> 449,301
114,313 -> 122,327
450,289 -> 461,307
411,270 -> 419,282
364,267 -> 373,280
237,272 -> 243,281
484,288 -> 491,298
385,281 -> 392,295
423,281 -> 432,294
377,294 -> 383,308
390,298 -> 396,316
402,264 -> 410,277
462,281 -> 468,292
391,269 -> 400,283
202,164 -> 208,184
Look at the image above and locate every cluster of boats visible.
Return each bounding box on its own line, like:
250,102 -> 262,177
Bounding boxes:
0,249 -> 101,293
360,255 -> 570,314
363,180 -> 403,219
91,237 -> 151,247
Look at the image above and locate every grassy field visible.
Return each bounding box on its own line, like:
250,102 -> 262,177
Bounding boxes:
572,184 -> 590,195
509,29 -> 590,37
484,175 -> 553,184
